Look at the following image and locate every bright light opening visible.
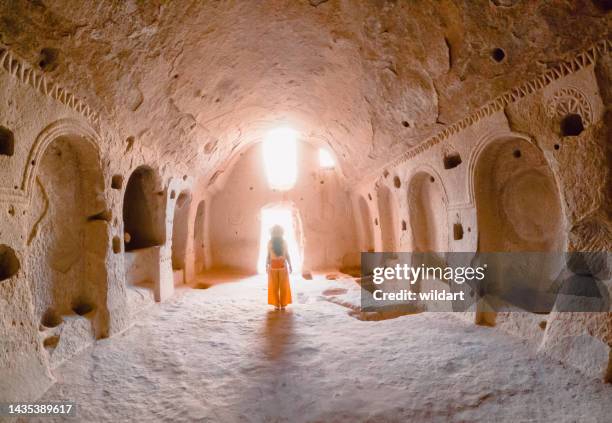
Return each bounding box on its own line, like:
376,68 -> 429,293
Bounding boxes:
257,205 -> 302,275
263,127 -> 298,190
318,148 -> 335,169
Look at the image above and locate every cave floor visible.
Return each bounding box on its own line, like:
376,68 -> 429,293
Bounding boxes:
34,274 -> 612,423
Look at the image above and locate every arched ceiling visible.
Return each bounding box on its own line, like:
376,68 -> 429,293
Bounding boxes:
0,0 -> 609,181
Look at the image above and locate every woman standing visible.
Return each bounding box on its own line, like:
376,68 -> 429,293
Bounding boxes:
266,225 -> 293,310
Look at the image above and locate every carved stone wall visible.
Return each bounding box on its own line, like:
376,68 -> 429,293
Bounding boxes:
352,39 -> 611,381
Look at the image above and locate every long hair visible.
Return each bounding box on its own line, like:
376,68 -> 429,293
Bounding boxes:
270,225 -> 284,256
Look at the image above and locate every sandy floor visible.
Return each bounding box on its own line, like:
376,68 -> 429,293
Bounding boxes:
31,274 -> 612,423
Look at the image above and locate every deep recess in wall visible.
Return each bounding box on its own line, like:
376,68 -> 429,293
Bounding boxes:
443,153 -> 462,169
111,175 -> 124,190
123,166 -> 163,251
39,47 -> 60,72
0,244 -> 20,281
112,236 -> 121,254
453,223 -> 464,240
41,308 -> 62,328
0,126 -> 15,156
393,176 -> 401,188
561,113 -> 585,136
491,47 -> 506,62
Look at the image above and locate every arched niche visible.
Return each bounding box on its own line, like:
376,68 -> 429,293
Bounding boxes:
474,137 -> 565,318
407,171 -> 448,253
376,185 -> 399,252
123,166 -> 165,251
474,138 -> 564,252
27,132 -> 109,339
358,196 -> 375,252
171,191 -> 192,272
193,200 -> 206,274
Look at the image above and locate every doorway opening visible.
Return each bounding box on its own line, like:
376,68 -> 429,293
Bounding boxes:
256,204 -> 303,275
193,200 -> 206,274
171,191 -> 192,272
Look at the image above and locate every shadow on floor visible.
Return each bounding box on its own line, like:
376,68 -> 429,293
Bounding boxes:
262,309 -> 295,360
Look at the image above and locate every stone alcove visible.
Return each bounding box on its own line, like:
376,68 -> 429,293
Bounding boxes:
473,137 -> 565,320
27,129 -> 110,359
123,166 -> 165,251
171,191 -> 192,285
358,195 -> 375,253
193,200 -> 206,274
122,165 -> 165,298
407,171 -> 448,254
376,184 -> 399,252
0,244 -> 20,282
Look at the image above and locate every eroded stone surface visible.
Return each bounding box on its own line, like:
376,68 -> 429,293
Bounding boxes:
31,276 -> 612,422
0,1 -> 609,180
0,0 -> 610,407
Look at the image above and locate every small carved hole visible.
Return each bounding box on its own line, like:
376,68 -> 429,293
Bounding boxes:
111,175 -> 123,190
554,144 -> 560,150
402,120 -> 410,128
0,244 -> 20,282
368,193 -> 372,201
0,126 -> 15,156
87,210 -> 112,222
453,223 -> 464,241
401,220 -> 407,231
374,218 -> 379,226
72,302 -> 95,316
44,335 -> 60,349
393,176 -> 401,188
491,48 -> 506,62
125,136 -> 135,152
561,114 -> 584,136
112,236 -> 121,254
41,309 -> 62,328
39,47 -> 60,72
170,190 -> 176,199
513,149 -> 521,158
443,153 -> 462,169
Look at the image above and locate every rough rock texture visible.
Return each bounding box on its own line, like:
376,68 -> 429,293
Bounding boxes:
0,0 -> 609,180
32,276 -> 612,422
208,140 -> 357,273
0,0 -> 610,408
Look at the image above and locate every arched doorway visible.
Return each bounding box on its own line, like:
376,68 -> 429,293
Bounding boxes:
123,166 -> 164,251
171,191 -> 192,284
376,185 -> 398,252
28,134 -> 109,342
193,200 -> 206,274
407,172 -> 448,254
474,137 -> 564,319
358,196 -> 375,252
256,203 -> 304,275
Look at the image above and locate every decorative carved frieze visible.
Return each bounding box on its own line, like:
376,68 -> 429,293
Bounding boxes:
545,87 -> 593,124
360,38 -> 611,185
0,46 -> 101,130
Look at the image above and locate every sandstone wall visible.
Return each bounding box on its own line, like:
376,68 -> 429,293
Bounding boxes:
0,45 -> 197,401
208,141 -> 358,273
351,40 -> 611,381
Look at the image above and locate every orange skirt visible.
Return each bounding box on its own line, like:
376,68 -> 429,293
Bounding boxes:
268,258 -> 292,307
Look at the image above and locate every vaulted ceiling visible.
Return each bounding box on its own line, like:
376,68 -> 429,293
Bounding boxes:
1,0 -> 609,180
